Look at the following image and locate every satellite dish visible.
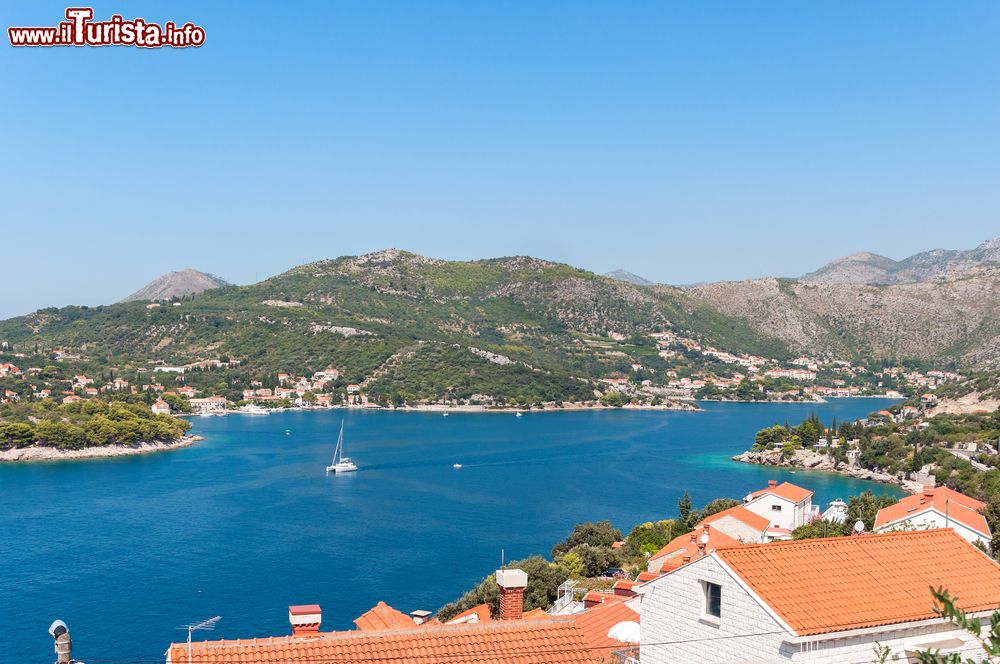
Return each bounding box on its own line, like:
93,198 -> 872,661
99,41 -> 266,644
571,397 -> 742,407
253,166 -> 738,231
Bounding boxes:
700,532 -> 710,545
744,493 -> 753,503
48,620 -> 67,637
854,520 -> 865,534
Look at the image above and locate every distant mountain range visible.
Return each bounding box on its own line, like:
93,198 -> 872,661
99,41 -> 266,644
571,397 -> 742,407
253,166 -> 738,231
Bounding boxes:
121,269 -> 229,302
801,238 -> 1000,285
1,239 -> 997,404
605,269 -> 654,286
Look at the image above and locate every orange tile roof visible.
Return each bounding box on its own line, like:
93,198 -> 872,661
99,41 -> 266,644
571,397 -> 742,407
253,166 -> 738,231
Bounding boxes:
649,526 -> 742,566
166,619 -> 594,664
445,603 -> 493,625
571,597 -> 639,661
353,601 -> 420,631
699,504 -> 770,533
749,481 -> 813,504
873,486 -> 989,536
715,529 -> 1000,636
635,571 -> 659,583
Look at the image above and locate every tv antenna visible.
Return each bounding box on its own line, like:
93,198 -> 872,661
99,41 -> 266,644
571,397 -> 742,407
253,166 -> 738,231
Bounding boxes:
178,616 -> 221,664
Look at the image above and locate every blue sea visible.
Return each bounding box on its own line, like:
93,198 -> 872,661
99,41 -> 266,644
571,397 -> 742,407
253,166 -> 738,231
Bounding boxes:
0,399 -> 902,663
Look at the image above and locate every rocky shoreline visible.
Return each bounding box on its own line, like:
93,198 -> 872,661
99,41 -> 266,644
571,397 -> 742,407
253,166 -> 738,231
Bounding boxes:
0,435 -> 203,463
732,448 -> 923,494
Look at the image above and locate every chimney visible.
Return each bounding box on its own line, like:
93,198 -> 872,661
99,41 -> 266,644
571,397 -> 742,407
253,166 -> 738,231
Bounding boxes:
682,555 -> 692,564
410,610 -> 432,625
768,479 -> 777,489
48,621 -> 71,664
289,604 -> 322,637
923,489 -> 935,502
495,568 -> 528,621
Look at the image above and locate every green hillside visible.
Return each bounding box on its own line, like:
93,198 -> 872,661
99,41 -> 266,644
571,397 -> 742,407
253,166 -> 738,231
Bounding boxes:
0,250 -> 791,403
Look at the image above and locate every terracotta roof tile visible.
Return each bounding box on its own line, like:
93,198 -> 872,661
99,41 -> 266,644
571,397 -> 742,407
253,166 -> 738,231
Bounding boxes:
571,598 -> 639,660
874,486 -> 989,536
167,619 -> 594,664
699,505 -> 770,534
749,481 -> 813,504
444,603 -> 493,625
715,529 -> 1000,636
649,526 -> 742,566
353,601 -> 420,631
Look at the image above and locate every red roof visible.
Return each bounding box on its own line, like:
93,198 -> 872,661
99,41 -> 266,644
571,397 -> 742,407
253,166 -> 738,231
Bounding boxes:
571,597 -> 639,660
445,603 -> 493,625
699,504 -> 770,533
749,481 -> 813,504
873,486 -> 989,536
649,525 -> 742,570
635,571 -> 659,583
714,529 -> 1000,636
166,619 -> 594,664
353,601 -> 420,631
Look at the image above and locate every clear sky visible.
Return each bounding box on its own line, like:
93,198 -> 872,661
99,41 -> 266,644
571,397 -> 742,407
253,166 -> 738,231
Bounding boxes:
2,1 -> 998,318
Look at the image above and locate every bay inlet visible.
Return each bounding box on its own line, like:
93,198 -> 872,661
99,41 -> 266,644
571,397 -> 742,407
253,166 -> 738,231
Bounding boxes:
0,398 -> 901,662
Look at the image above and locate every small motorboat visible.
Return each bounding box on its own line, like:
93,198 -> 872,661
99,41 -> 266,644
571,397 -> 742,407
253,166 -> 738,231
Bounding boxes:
453,463 -> 463,469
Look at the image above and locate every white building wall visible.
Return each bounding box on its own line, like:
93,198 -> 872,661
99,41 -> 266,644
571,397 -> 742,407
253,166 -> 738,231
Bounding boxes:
744,495 -> 800,531
875,509 -> 989,548
785,623 -> 984,663
639,556 -> 788,664
707,515 -> 766,543
639,555 -> 984,664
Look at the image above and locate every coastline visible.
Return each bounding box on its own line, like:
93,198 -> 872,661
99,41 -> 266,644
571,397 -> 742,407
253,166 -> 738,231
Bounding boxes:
0,435 -> 203,463
206,401 -> 703,416
732,448 -> 923,494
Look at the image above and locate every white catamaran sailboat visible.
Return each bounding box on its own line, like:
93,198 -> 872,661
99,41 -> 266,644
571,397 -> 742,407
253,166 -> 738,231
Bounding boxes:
326,421 -> 358,474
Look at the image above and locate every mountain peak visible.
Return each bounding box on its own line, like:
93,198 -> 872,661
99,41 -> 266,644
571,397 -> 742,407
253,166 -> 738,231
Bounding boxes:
802,238 -> 1000,285
605,269 -> 653,286
121,269 -> 228,302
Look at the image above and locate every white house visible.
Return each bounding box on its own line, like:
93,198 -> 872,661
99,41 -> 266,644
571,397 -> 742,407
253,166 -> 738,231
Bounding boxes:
696,505 -> 770,544
151,399 -> 171,415
874,486 -> 991,548
637,529 -> 1000,663
188,396 -> 227,414
742,480 -> 819,539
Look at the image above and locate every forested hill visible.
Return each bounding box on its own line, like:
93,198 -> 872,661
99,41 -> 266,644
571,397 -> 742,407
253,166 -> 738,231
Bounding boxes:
0,247 -> 998,404
0,250 -> 787,403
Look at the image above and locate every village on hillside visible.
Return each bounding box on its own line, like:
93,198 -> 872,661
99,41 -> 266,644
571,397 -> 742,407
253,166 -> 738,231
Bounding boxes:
0,327 -> 965,416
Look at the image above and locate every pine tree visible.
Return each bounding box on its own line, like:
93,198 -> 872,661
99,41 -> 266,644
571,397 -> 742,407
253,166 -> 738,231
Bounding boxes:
678,492 -> 692,522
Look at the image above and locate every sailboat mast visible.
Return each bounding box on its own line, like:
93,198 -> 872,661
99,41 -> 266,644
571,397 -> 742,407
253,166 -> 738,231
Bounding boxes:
334,421 -> 345,464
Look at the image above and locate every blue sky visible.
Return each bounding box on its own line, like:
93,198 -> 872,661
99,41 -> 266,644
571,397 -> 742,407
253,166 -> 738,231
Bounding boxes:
2,1 -> 998,318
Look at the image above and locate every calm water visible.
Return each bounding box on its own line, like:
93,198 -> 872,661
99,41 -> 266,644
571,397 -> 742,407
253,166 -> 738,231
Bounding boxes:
0,399 -> 901,662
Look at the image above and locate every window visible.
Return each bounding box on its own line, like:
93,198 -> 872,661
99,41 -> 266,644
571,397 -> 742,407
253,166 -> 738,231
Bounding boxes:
772,504 -> 782,511
703,582 -> 722,619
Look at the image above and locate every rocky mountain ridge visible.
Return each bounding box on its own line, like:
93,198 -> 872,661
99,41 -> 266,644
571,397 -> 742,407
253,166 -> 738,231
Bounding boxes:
121,269 -> 228,302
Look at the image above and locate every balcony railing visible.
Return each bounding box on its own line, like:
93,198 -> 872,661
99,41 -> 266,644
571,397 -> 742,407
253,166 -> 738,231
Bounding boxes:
610,646 -> 639,663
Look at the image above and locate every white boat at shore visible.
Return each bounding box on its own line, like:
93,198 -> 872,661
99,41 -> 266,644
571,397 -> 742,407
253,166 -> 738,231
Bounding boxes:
238,404 -> 270,415
326,421 -> 358,474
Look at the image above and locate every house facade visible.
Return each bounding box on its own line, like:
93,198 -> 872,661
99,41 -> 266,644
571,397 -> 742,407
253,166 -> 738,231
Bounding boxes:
874,486 -> 991,548
637,529 -> 1000,664
742,480 -> 818,537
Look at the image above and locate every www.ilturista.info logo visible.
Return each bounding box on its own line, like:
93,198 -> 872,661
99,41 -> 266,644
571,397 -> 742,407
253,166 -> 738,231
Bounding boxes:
8,7 -> 205,48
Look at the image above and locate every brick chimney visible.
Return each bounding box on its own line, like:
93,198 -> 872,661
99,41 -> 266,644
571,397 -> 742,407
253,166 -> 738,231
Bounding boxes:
495,568 -> 528,621
768,479 -> 777,489
289,604 -> 322,637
